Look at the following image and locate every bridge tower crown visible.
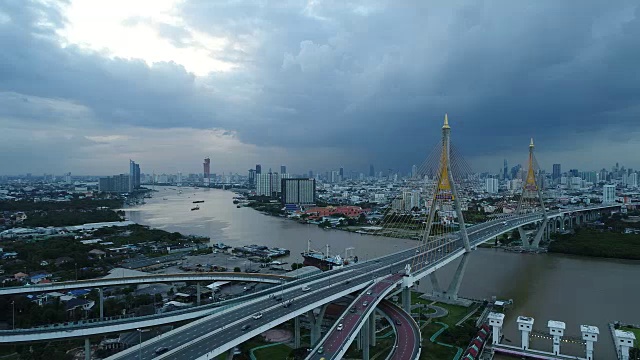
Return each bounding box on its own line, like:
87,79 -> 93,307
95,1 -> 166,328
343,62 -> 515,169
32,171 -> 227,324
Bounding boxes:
420,114 -> 470,250
517,137 -> 546,216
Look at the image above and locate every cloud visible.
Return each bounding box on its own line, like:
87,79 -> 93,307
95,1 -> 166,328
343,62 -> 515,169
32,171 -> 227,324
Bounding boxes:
1,0 -> 640,176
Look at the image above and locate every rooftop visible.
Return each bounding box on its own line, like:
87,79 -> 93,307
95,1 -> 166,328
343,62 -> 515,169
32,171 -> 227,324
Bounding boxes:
615,329 -> 637,340
517,316 -> 534,324
580,325 -> 599,334
548,320 -> 566,329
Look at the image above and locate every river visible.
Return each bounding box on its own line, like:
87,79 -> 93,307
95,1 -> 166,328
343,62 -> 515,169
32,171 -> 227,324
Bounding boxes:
125,187 -> 640,358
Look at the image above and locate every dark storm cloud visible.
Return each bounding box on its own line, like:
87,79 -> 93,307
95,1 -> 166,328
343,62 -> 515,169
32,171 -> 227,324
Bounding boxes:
1,0 -> 640,175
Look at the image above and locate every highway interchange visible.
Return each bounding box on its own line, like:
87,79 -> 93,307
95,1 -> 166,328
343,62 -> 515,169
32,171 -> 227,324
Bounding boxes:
109,211 -> 551,360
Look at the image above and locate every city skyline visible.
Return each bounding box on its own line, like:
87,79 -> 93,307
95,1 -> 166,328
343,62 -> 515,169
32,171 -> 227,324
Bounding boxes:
2,1 -> 640,175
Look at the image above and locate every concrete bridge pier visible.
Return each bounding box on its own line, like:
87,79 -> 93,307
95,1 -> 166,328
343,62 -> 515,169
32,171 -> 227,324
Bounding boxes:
307,304 -> 328,346
99,288 -> 104,321
84,338 -> 90,360
226,347 -> 234,360
531,218 -> 549,248
429,272 -> 441,297
369,312 -> 376,347
446,252 -> 470,300
294,316 -> 301,348
362,316 -> 370,360
402,286 -> 411,313
518,226 -> 529,247
197,282 -> 201,306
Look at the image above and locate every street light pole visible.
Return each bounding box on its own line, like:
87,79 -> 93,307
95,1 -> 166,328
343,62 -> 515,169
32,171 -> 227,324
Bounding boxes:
11,301 -> 15,330
137,328 -> 142,359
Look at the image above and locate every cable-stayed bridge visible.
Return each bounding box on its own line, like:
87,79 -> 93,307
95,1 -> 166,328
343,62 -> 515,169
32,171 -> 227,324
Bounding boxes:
0,116 -> 624,360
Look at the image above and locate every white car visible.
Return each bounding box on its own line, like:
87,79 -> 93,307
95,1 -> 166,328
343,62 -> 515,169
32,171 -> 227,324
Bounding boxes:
366,290 -> 372,295
252,313 -> 263,320
337,323 -> 343,331
302,285 -> 310,291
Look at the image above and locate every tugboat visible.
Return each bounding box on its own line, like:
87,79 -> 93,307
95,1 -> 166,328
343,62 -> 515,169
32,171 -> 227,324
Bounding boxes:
191,205 -> 200,211
301,240 -> 358,271
193,200 -> 205,203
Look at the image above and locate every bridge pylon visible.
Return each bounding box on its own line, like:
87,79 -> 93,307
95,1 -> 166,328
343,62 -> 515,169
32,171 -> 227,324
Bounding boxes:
413,114 -> 471,302
516,138 -> 548,248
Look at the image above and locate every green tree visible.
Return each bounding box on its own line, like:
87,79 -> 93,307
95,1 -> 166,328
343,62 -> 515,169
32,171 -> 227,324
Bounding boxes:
234,267 -> 241,272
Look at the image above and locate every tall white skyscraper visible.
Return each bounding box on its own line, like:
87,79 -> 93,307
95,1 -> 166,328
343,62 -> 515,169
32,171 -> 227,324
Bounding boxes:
485,178 -> 499,194
411,164 -> 418,178
603,184 -> 616,203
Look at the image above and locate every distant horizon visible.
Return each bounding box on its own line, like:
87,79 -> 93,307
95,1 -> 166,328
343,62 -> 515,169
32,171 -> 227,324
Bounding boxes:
2,2 -> 640,179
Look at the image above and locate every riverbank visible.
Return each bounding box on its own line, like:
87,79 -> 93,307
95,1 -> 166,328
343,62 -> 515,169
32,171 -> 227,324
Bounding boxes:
549,228 -> 640,260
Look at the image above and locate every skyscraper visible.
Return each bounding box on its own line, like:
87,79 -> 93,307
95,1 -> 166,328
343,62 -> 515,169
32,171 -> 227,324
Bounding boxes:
256,164 -> 262,174
503,159 -> 509,180
485,178 -> 499,194
603,184 -> 616,203
411,164 -> 418,178
129,160 -> 140,191
369,164 -> 374,177
280,165 -> 287,174
552,164 -> 561,180
339,167 -> 344,177
281,178 -> 316,205
203,158 -> 211,186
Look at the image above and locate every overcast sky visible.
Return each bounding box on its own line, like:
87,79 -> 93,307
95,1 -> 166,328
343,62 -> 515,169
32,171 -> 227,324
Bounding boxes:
1,0 -> 640,176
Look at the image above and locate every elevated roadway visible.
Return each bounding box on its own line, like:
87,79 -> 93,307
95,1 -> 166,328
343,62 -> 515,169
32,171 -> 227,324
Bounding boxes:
0,272 -> 291,296
0,205 -> 616,354
307,274 -> 406,360
378,300 -> 421,360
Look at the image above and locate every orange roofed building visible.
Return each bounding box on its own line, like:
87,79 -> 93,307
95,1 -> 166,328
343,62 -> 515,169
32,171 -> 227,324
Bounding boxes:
302,206 -> 368,220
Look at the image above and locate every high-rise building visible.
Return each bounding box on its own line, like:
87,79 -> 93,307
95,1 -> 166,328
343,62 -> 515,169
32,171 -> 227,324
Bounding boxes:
64,172 -> 72,184
369,164 -> 374,177
99,174 -> 131,193
177,172 -> 183,186
629,173 -> 638,188
129,160 -> 141,191
411,164 -> 418,178
256,172 -> 286,197
603,184 -> 616,203
281,178 -> 316,205
248,169 -> 256,187
203,157 -> 211,186
339,167 -> 344,178
503,159 -> 509,180
280,165 -> 287,174
309,170 -> 314,178
552,164 -> 561,180
255,164 -> 262,174
256,172 -> 270,196
485,178 -> 499,194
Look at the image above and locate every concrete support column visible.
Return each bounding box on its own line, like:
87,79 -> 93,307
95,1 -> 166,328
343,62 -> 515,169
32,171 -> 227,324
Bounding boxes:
446,252 -> 471,300
196,282 -> 201,306
362,317 -> 370,360
99,288 -> 104,321
429,272 -> 441,295
307,304 -> 328,346
84,338 -> 90,360
402,287 -> 411,313
518,226 -> 529,247
369,312 -> 376,347
294,316 -> 300,348
356,326 -> 362,350
226,348 -> 234,360
531,218 -> 549,248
